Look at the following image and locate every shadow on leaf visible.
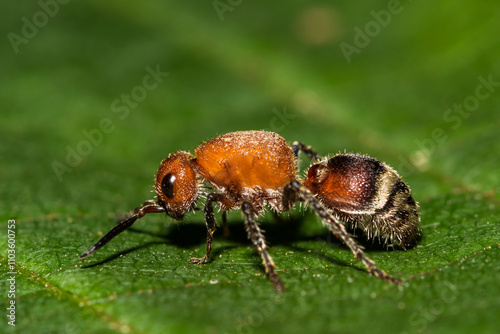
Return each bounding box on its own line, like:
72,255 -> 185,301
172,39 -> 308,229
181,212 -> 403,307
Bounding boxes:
80,212 -> 418,270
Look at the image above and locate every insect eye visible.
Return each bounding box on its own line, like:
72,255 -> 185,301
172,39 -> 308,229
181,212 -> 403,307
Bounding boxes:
161,173 -> 176,199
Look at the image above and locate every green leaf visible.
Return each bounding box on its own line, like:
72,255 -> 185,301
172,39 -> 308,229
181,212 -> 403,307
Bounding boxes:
1,1 -> 499,333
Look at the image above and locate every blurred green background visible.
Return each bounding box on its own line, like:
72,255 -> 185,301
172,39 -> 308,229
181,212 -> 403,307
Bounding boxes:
1,1 -> 499,333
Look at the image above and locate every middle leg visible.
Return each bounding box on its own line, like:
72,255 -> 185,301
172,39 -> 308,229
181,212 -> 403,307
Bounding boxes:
241,201 -> 285,292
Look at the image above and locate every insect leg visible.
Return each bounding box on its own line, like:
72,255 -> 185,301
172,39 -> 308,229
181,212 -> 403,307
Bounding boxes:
242,201 -> 285,292
283,180 -> 401,285
190,193 -> 223,264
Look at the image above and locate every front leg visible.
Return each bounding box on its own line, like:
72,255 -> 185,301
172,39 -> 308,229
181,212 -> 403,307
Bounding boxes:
190,193 -> 223,264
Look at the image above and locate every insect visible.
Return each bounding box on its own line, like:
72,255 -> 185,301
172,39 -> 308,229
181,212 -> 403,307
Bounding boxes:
80,130 -> 420,291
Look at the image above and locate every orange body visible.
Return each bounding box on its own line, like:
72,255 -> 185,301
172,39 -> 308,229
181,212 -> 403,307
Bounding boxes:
194,131 -> 297,211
